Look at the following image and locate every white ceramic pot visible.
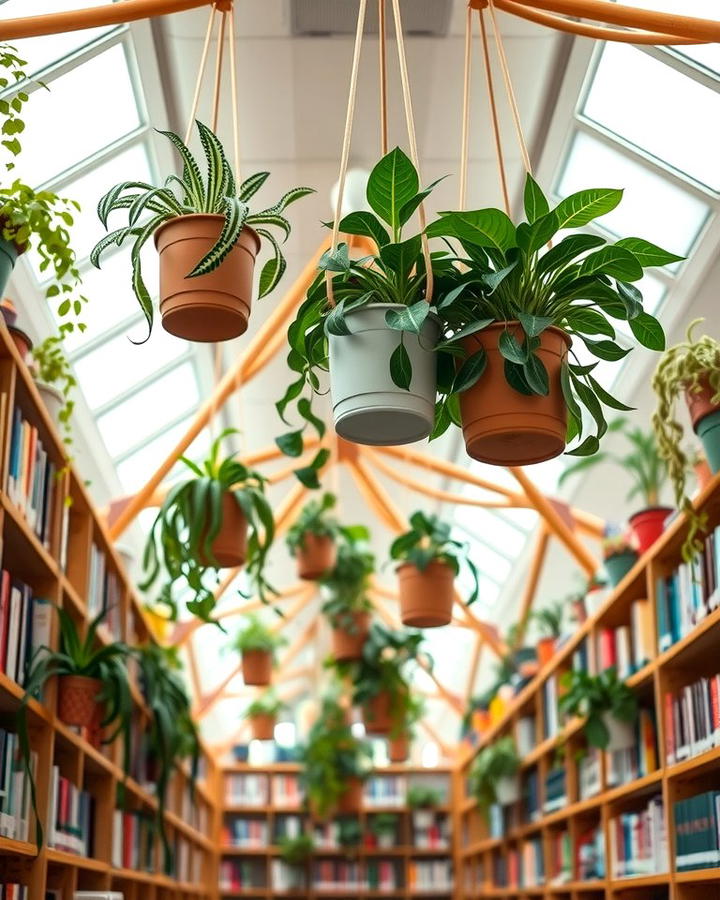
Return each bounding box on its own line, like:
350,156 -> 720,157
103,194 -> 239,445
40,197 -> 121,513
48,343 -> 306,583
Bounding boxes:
378,833 -> 395,849
328,303 -> 439,446
602,712 -> 636,753
412,809 -> 434,831
36,381 -> 64,427
495,775 -> 520,806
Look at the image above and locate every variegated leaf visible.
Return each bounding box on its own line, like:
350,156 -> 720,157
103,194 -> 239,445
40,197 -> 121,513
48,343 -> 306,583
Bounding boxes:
238,171 -> 270,202
196,120 -> 227,213
156,126 -> 205,210
256,227 -> 286,297
245,212 -> 291,241
188,197 -> 248,277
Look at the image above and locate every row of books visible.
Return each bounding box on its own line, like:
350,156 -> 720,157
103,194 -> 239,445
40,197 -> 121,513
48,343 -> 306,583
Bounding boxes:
657,524 -> 720,651
610,794 -> 667,878
516,716 -> 536,757
222,816 -> 268,848
576,825 -> 605,880
272,772 -> 302,806
275,813 -> 303,840
674,791 -> 720,871
0,888 -> 27,899
111,809 -> 155,871
47,766 -> 94,857
87,542 -> 122,642
364,775 -> 407,807
414,820 -> 449,850
314,859 -> 363,890
175,835 -> 202,885
224,773 -> 268,806
665,673 -> 720,765
179,782 -> 210,834
543,767 -> 567,813
606,708 -> 658,787
578,748 -> 602,800
366,859 -> 402,891
595,598 -> 654,676
548,829 -> 571,885
408,859 -> 453,890
507,837 -> 543,888
522,769 -> 540,821
0,574 -> 51,687
7,405 -> 58,548
0,729 -> 35,842
219,859 -> 264,891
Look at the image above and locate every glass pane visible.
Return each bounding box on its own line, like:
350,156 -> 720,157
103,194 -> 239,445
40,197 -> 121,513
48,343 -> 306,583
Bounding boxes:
557,132 -> 709,258
626,0 -> 720,75
10,42 -> 141,187
73,326 -> 189,409
0,1 -> 118,75
116,420 -> 211,493
583,43 -> 720,189
97,361 -> 200,458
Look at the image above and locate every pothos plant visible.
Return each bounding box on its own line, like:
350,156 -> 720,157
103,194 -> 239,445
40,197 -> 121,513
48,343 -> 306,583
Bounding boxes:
425,174 -> 683,453
558,667 -> 637,749
0,43 -> 36,166
140,429 -> 275,623
389,511 -> 480,605
91,119 -> 314,339
31,334 -> 76,443
469,736 -> 520,811
231,615 -> 286,660
320,527 -> 374,630
285,492 -> 341,555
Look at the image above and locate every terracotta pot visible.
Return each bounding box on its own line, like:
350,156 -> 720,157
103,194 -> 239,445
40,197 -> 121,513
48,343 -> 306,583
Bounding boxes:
685,376 -> 720,431
296,533 -> 336,580
154,214 -> 260,342
472,709 -> 490,736
695,458 -> 714,492
628,507 -> 673,555
537,637 -> 556,667
7,324 -> 32,362
459,323 -> 571,466
0,298 -> 17,327
388,733 -> 410,763
397,560 -> 455,628
57,676 -> 103,728
249,713 -> 275,741
337,777 -> 363,814
331,612 -> 369,662
363,690 -> 393,735
199,493 -> 248,568
241,649 -> 273,686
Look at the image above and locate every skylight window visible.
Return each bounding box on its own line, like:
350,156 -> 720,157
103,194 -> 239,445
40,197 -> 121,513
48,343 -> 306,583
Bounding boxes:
626,0 -> 720,75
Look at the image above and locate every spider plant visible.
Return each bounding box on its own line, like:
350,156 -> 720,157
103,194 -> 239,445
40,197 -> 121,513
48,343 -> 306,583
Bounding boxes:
140,428 -> 275,623
91,119 -> 314,338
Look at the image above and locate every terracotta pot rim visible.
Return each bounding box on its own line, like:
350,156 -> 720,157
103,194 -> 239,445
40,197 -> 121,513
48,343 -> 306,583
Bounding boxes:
153,213 -> 261,253
464,320 -> 572,349
396,559 -> 453,576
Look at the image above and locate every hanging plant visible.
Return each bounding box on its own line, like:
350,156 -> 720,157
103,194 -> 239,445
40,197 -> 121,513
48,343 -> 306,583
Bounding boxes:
244,689 -> 284,741
652,318 -> 720,560
389,511 -> 480,628
91,119 -> 313,343
285,492 -> 342,580
321,527 -> 374,662
230,615 -> 286,686
387,693 -> 423,763
426,174 -> 682,465
140,428 -> 276,623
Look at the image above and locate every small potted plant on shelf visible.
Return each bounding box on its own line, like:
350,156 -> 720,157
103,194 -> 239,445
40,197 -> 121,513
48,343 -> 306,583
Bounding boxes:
407,785 -> 443,831
244,690 -> 283,741
652,318 -> 720,559
389,511 -> 480,628
532,599 -> 565,667
31,334 -> 76,442
92,119 -> 313,343
601,528 -> 638,588
426,174 -> 680,465
231,615 -> 286,686
299,692 -> 371,819
285,492 -> 341,580
338,817 -> 363,856
369,813 -> 399,849
140,428 -> 275,623
321,529 -> 374,662
278,833 -> 313,887
559,418 -> 670,555
387,694 -> 423,763
469,736 -> 521,812
558,667 -> 638,751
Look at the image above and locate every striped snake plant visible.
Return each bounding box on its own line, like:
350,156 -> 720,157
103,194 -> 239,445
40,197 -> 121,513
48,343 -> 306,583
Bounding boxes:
91,119 -> 314,339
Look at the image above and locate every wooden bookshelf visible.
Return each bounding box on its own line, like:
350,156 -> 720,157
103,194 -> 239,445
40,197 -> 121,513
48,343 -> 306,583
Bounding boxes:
457,471 -> 720,900
0,323 -> 220,899
218,762 -> 455,898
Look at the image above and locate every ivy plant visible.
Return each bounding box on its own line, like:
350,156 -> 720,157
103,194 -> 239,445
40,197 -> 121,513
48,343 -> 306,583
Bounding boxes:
0,43 -> 36,167
140,428 -> 276,623
320,528 -> 374,630
31,335 -> 77,443
389,510 -> 480,605
91,119 -> 314,338
285,492 -> 342,555
558,667 -> 638,749
469,736 -> 520,810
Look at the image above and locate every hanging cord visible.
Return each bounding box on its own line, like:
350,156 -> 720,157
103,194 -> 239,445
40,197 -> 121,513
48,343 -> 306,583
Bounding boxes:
378,0 -> 388,156
458,3 -> 472,210
228,3 -> 242,184
184,4 -> 217,143
211,10 -> 227,132
477,4 -> 511,215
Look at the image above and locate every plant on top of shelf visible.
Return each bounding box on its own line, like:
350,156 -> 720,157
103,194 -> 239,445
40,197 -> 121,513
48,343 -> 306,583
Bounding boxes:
426,174 -> 681,466
558,666 -> 638,750
601,526 -> 638,588
559,418 -> 669,556
244,689 -> 284,741
337,816 -> 363,853
135,641 -> 200,873
370,812 -> 399,848
298,690 -> 372,819
389,510 -> 479,628
279,833 -> 314,867
230,615 -> 286,686
140,428 -> 276,623
91,119 -> 314,343
652,318 -> 720,560
406,784 -> 443,810
31,334 -> 76,442
532,599 -> 565,667
321,526 -> 374,662
18,605 -> 133,847
285,491 -> 342,580
469,736 -> 521,811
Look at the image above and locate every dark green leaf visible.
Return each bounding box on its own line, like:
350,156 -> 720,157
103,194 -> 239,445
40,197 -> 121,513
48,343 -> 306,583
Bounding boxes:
275,431 -> 304,458
385,300 -> 430,335
577,246 -> 643,281
586,373 -> 634,412
580,336 -> 631,362
565,308 -> 616,338
337,211 -> 391,248
517,313 -> 554,338
379,235 -> 422,283
615,237 -> 684,267
504,360 -> 534,396
366,147 -> 419,231
523,172 -> 549,224
566,435 -> 601,457
390,341 -> 412,390
628,311 -> 665,351
553,188 -> 623,230
615,280 -> 643,320
427,208 -> 516,252
523,353 -> 549,396
536,234 -> 606,278
498,330 -> 527,365
452,349 -> 487,394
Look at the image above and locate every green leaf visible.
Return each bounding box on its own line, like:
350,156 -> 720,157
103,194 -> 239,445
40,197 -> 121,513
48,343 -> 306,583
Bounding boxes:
615,237 -> 684,268
577,245 -> 643,282
586,373 -> 634,412
628,311 -> 665,351
565,308 -> 616,338
390,341 -> 412,390
615,281 -> 643,320
385,300 -> 430,335
398,177 -> 446,226
536,234 -> 607,278
325,299 -> 352,336
275,431 -> 304,458
566,435 -> 601,457
523,173 -> 549,224
298,397 -> 326,436
523,353 -> 549,396
524,211 -> 558,255
553,188 -> 623,230
188,196 -> 249,277
428,208 -> 516,253
379,235 -> 422,283
560,363 -> 582,423
517,313 -> 554,338
504,360 -> 534,395
498,330 -> 527,364
579,336 -> 631,362
295,449 -> 331,489
256,228 -> 287,297
319,243 -> 351,272
337,211 -> 390,248
238,171 -> 270,201
452,349 -> 487,394
366,147 -> 419,232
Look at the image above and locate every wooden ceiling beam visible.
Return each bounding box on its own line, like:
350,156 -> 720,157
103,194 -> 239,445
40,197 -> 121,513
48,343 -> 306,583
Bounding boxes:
514,526 -> 550,647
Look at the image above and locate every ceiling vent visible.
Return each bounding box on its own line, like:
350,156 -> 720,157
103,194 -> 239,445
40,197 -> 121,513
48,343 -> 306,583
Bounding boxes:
290,0 -> 452,37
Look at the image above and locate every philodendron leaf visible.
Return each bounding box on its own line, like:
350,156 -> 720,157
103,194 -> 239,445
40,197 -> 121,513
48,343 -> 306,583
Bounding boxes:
390,341 -> 412,390
504,360 -> 534,396
615,280 -> 643,320
275,430 -> 304,458
615,237 -> 684,267
628,311 -> 665,351
566,435 -> 601,457
428,209 -> 516,253
337,211 -> 390,248
295,448 -> 331,489
517,313 -> 554,338
452,349 -> 487,394
577,245 -> 643,282
385,300 -> 430,335
523,173 -> 549,224
498,330 -> 528,365
565,308 -> 616,338
523,353 -> 549,396
319,243 -> 351,272
379,235 -> 422,283
580,336 -> 631,362
366,147 -> 419,232
398,176 -> 447,227
553,188 -> 623,230
325,299 -> 351,336
536,233 -> 606,278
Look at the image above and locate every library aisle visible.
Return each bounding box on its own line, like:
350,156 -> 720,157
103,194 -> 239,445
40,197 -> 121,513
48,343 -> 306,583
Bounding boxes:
0,1 -> 719,899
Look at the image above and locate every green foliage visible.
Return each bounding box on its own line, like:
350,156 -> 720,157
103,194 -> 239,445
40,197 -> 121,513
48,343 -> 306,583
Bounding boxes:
406,785 -> 443,809
469,736 -> 520,810
559,417 -> 667,508
0,44 -> 40,166
18,605 -> 133,848
370,812 -> 399,837
245,689 -> 284,719
140,428 -> 276,623
298,692 -> 372,819
231,615 -> 285,659
279,833 -> 314,866
91,120 -> 314,338
320,528 -> 374,628
338,816 -> 363,850
532,599 -> 565,639
31,335 -> 77,443
285,492 -> 341,553
389,510 -> 480,605
652,318 -> 720,560
558,667 -> 638,749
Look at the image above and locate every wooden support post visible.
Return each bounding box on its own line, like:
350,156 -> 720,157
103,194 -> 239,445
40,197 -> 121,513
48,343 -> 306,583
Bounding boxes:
514,526 -> 550,646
